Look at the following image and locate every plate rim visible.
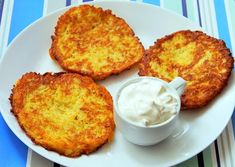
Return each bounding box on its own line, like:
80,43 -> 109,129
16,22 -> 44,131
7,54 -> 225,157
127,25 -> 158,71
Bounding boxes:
0,1 -> 234,167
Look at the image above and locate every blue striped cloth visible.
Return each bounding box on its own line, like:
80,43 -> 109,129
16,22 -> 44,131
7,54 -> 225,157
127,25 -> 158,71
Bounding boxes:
0,0 -> 234,167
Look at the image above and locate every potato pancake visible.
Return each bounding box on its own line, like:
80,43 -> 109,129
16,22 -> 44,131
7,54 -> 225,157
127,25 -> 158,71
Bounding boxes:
139,30 -> 234,109
50,5 -> 144,80
10,72 -> 115,157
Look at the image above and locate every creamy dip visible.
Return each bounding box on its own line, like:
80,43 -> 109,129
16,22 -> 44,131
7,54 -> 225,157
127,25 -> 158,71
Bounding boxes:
118,79 -> 178,126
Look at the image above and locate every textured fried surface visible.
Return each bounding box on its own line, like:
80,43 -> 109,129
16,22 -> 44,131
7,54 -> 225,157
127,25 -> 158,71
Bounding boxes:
139,30 -> 234,109
10,72 -> 115,157
50,5 -> 144,80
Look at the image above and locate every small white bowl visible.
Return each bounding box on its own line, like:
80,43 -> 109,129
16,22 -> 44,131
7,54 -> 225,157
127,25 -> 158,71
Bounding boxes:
114,76 -> 186,146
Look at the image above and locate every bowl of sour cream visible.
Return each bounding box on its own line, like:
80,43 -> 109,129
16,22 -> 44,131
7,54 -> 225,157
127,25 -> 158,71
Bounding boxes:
115,76 -> 186,146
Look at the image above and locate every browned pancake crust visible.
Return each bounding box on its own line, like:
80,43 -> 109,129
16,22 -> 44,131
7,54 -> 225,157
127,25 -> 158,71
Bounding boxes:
50,5 -> 144,80
139,30 -> 234,109
10,72 -> 115,157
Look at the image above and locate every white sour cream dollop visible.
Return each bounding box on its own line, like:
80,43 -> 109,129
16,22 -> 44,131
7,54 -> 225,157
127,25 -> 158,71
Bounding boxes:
118,79 -> 178,126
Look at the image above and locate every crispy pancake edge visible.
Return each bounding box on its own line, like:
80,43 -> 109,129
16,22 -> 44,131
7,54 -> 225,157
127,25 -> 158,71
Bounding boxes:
10,72 -> 115,157
139,30 -> 234,109
49,5 -> 144,80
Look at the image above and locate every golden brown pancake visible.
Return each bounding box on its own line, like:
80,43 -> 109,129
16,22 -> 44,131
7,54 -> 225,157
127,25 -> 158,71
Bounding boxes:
10,72 -> 115,157
50,5 -> 144,80
139,30 -> 234,109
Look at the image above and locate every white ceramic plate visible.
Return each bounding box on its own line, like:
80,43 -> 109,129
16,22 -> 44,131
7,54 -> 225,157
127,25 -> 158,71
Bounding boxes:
0,1 -> 235,167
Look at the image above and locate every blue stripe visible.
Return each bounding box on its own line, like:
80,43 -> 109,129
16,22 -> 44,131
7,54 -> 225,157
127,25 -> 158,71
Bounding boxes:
0,114 -> 28,167
66,0 -> 71,6
0,0 -> 4,25
8,0 -> 44,44
181,0 -> 188,17
196,0 -> 202,27
2,0 -> 44,166
214,1 -> 234,135
214,0 -> 232,52
143,0 -> 160,6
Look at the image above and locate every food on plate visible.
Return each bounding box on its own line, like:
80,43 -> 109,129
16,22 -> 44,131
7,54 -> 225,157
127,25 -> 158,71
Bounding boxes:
117,78 -> 179,127
115,77 -> 185,146
139,30 -> 234,109
50,5 -> 144,80
10,72 -> 115,157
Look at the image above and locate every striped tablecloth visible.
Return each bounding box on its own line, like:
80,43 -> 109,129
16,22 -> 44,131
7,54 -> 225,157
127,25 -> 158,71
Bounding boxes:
0,0 -> 234,166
